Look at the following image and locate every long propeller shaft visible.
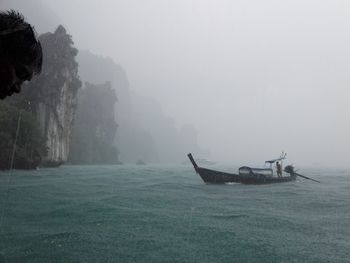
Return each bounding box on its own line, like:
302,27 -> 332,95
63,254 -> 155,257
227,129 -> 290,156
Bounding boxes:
294,172 -> 320,183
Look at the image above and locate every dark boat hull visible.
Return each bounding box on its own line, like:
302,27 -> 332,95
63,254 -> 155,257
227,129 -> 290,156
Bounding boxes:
195,167 -> 241,184
238,174 -> 296,184
188,153 -> 296,185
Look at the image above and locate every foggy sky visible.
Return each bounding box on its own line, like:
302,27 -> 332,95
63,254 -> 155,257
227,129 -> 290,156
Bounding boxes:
3,0 -> 350,167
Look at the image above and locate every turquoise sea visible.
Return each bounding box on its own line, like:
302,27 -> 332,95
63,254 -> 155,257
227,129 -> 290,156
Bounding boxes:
0,165 -> 349,263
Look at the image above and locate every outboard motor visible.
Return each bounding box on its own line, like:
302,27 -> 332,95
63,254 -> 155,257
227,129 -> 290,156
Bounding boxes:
284,165 -> 294,175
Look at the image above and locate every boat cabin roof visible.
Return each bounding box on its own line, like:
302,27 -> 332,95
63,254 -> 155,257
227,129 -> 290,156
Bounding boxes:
265,153 -> 287,164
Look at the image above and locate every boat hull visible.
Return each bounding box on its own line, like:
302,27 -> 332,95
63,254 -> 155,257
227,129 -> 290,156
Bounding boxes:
196,167 -> 296,184
196,167 -> 241,184
188,153 -> 296,185
238,174 -> 296,184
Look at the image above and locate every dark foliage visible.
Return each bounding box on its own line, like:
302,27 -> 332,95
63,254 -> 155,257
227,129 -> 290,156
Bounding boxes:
22,24 -> 81,110
0,100 -> 47,169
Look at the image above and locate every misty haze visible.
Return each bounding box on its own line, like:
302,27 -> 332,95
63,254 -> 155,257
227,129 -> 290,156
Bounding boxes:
4,0 -> 350,167
0,1 -> 349,262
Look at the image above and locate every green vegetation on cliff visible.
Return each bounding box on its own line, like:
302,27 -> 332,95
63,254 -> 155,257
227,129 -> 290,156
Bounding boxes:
0,101 -> 47,170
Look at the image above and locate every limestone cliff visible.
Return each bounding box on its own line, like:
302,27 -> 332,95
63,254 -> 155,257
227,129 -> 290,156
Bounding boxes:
69,82 -> 119,164
24,25 -> 81,166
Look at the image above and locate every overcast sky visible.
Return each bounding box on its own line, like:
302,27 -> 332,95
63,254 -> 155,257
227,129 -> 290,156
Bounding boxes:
3,0 -> 350,167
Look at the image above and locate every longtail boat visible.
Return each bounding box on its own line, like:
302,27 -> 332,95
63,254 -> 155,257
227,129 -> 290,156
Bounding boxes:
187,153 -> 298,184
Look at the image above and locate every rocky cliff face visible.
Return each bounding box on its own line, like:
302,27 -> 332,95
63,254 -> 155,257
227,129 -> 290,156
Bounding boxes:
69,82 -> 119,164
24,25 -> 81,166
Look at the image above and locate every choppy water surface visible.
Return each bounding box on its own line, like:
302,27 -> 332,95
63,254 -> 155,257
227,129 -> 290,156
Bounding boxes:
0,165 -> 349,262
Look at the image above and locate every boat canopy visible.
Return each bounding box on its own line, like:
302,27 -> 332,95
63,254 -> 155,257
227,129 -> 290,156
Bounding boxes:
265,152 -> 287,164
239,166 -> 273,177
